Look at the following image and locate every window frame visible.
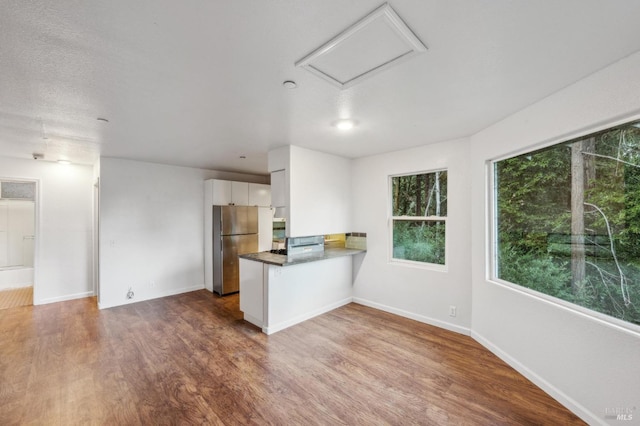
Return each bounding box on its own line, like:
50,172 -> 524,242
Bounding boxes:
487,117 -> 640,334
388,169 -> 448,271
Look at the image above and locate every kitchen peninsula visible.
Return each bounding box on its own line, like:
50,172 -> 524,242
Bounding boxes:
238,238 -> 365,334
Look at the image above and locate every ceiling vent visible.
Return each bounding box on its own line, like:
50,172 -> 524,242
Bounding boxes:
295,3 -> 427,89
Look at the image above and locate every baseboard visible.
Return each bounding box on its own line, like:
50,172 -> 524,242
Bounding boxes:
243,313 -> 263,328
470,330 -> 600,426
35,290 -> 94,305
98,284 -> 205,310
263,296 -> 353,335
352,297 -> 471,336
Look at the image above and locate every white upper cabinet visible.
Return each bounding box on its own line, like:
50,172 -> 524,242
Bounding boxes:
270,170 -> 286,208
248,183 -> 271,206
207,179 -> 270,206
231,181 -> 249,205
210,180 -> 250,205
211,180 -> 232,205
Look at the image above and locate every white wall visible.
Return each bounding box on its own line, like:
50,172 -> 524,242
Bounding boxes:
98,157 -> 268,309
351,138 -> 472,334
0,157 -> 94,304
289,146 -> 352,236
470,52 -> 640,424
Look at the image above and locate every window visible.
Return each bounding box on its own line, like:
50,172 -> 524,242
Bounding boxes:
494,120 -> 640,327
391,170 -> 447,265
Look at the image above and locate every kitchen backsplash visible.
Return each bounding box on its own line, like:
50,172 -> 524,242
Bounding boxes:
345,232 -> 367,250
323,233 -> 367,250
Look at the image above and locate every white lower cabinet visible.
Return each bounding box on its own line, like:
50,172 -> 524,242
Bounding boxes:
239,256 -> 353,334
239,259 -> 265,327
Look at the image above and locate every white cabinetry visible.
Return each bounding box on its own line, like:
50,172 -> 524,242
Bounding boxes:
258,207 -> 274,252
239,258 -> 265,327
270,170 -> 286,207
248,183 -> 271,207
205,179 -> 270,292
239,256 -> 353,334
211,180 -> 249,205
211,180 -> 231,205
231,181 -> 249,205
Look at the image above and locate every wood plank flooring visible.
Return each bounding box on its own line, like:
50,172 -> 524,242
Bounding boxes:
0,290 -> 585,425
0,286 -> 32,310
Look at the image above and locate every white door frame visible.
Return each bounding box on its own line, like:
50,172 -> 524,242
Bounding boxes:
0,177 -> 38,304
93,177 -> 100,304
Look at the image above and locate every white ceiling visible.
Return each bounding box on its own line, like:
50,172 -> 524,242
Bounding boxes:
2,1 -> 640,175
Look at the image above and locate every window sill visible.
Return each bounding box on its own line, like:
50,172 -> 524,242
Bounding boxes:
489,277 -> 640,336
389,258 -> 448,273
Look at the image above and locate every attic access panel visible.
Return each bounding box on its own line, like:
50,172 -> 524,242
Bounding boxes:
295,3 -> 427,89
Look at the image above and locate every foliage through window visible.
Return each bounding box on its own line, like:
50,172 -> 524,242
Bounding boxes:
391,171 -> 447,265
494,120 -> 640,327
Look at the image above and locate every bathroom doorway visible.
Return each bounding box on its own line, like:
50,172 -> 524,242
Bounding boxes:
0,180 -> 36,310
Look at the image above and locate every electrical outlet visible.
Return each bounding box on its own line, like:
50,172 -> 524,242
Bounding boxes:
449,305 -> 457,317
126,287 -> 134,299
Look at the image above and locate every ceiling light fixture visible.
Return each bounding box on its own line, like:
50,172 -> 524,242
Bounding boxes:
282,80 -> 297,89
335,119 -> 356,131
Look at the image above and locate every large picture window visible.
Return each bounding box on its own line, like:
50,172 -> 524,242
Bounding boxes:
494,120 -> 640,327
391,170 -> 447,265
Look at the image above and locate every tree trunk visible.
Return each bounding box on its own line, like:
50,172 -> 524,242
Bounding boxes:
415,174 -> 423,216
435,172 -> 441,217
393,179 -> 399,214
571,141 -> 586,290
584,137 -> 596,189
425,175 -> 433,215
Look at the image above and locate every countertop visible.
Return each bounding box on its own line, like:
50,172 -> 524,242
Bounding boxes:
239,247 -> 366,267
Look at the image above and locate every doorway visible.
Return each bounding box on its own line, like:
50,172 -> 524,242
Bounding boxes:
0,180 -> 36,310
93,177 -> 100,306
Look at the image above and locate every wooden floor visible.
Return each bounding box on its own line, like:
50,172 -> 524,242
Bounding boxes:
0,286 -> 32,310
0,290 -> 585,425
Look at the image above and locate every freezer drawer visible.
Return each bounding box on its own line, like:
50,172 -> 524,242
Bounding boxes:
214,233 -> 258,295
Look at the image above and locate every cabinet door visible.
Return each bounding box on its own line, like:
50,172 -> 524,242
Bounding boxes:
270,170 -> 286,207
212,180 -> 232,205
231,181 -> 249,205
239,259 -> 264,327
258,207 -> 274,252
248,183 -> 271,206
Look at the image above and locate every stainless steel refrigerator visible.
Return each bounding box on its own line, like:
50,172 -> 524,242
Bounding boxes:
212,205 -> 258,295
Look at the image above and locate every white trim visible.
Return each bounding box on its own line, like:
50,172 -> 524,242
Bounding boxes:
295,3 -> 427,89
388,170 -> 449,268
388,257 -> 448,272
35,290 -> 94,305
0,176 -> 39,305
392,215 -> 447,221
471,330 -> 602,426
490,114 -> 640,163
242,313 -> 263,329
263,296 -> 352,335
488,278 -> 640,337
97,283 -> 204,310
487,117 -> 640,335
353,297 -> 470,336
